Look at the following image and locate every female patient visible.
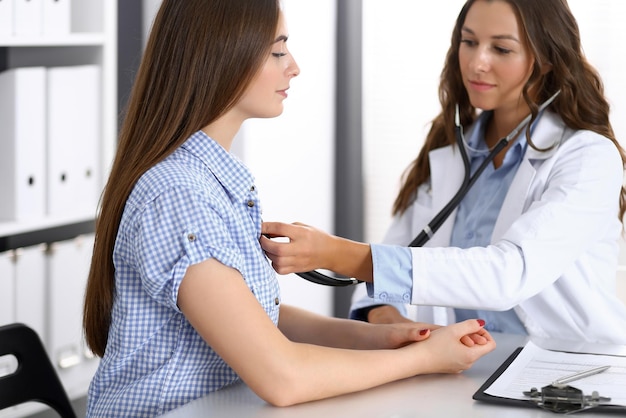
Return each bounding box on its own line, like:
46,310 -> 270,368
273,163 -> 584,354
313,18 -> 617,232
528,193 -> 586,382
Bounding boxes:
262,0 -> 626,345
82,1 -> 494,416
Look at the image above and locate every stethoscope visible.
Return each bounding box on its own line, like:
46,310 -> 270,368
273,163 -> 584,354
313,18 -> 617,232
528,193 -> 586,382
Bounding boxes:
296,91 -> 561,286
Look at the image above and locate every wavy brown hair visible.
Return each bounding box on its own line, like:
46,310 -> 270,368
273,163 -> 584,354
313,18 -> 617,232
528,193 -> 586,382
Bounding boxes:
393,0 -> 626,221
83,0 -> 281,357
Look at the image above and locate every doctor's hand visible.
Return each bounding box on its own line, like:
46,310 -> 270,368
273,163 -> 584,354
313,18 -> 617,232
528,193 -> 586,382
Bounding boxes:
368,305 -> 488,347
261,222 -> 332,274
261,221 -> 374,281
412,319 -> 496,374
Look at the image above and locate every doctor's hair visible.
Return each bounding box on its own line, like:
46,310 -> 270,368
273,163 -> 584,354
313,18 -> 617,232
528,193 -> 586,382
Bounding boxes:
83,0 -> 281,357
394,0 -> 626,222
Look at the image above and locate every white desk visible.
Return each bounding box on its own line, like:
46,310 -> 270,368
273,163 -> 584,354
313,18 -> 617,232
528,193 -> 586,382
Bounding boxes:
160,333 -> 614,417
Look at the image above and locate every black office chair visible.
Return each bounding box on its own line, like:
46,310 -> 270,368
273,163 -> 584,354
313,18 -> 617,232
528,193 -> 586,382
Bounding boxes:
0,323 -> 77,418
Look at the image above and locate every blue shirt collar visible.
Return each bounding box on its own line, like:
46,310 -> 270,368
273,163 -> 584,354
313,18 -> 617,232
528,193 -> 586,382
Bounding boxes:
181,130 -> 255,202
465,110 -> 545,164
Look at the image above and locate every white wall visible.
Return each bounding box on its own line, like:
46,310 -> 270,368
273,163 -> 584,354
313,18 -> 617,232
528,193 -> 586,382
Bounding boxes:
362,1 -> 626,246
569,0 -> 626,149
362,0 -> 467,243
142,0 -> 336,316
142,0 -> 160,44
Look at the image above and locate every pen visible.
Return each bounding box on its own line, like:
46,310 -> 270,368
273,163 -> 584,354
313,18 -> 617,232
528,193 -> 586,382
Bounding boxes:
552,365 -> 610,386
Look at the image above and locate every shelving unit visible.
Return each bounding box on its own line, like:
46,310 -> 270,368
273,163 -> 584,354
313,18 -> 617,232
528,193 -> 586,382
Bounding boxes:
0,1 -> 117,416
0,0 -> 117,239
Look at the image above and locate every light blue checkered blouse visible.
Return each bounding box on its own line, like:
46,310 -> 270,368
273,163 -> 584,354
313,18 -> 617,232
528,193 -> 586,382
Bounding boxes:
86,131 -> 280,417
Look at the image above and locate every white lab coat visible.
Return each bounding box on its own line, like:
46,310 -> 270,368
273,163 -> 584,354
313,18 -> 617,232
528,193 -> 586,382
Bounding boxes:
352,111 -> 626,344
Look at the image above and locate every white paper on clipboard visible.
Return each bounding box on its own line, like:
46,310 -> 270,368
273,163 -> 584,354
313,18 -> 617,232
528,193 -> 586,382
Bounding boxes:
484,340 -> 626,406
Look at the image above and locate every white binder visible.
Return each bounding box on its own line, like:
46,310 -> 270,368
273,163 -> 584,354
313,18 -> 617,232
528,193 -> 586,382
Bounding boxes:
0,0 -> 14,37
47,234 -> 99,394
13,0 -> 43,37
0,67 -> 47,221
13,244 -> 47,343
0,248 -> 18,376
46,65 -> 101,217
42,0 -> 71,35
0,250 -> 15,327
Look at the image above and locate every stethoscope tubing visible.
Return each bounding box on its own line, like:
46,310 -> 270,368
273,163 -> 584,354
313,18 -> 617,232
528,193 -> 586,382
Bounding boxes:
296,270 -> 361,286
295,130 -> 506,286
295,92 -> 560,286
409,132 -> 507,247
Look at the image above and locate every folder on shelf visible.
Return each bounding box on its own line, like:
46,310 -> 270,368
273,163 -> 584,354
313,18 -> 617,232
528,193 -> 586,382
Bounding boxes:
46,234 -> 99,394
473,340 -> 626,414
46,65 -> 101,218
0,0 -> 14,37
13,244 -> 47,341
0,67 -> 47,222
13,0 -> 43,37
42,0 -> 71,35
0,250 -> 15,327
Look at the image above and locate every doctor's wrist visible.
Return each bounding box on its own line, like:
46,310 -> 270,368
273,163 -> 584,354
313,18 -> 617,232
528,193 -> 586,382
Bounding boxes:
327,236 -> 373,281
367,305 -> 412,325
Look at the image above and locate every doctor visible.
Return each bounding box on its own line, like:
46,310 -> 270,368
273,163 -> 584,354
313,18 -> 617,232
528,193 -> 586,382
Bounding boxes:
261,0 -> 626,345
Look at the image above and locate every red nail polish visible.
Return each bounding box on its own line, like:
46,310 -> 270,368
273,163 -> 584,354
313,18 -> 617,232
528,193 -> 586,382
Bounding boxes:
477,319 -> 486,327
419,329 -> 428,336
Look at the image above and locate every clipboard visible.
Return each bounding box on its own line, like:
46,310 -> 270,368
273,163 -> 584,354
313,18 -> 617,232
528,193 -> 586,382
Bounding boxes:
473,346 -> 626,414
473,347 -> 536,409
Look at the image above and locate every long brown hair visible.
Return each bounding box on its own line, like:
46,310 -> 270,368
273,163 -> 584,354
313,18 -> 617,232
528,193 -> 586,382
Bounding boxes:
393,0 -> 626,221
83,0 -> 281,357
